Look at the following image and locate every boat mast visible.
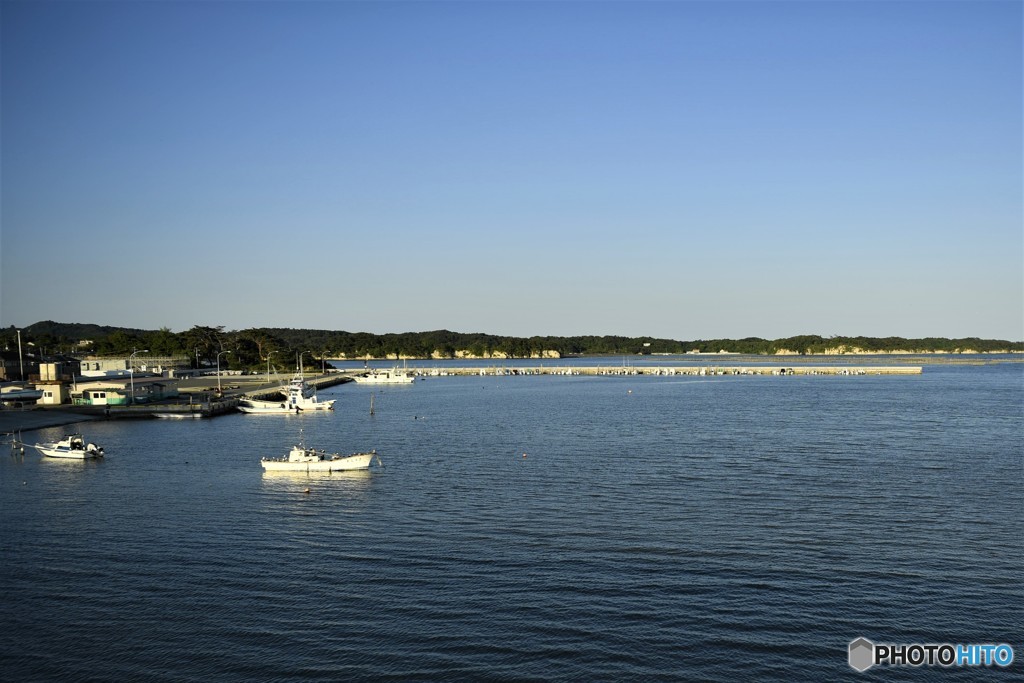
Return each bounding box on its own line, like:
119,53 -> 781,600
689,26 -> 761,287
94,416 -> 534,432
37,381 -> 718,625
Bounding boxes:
17,329 -> 24,380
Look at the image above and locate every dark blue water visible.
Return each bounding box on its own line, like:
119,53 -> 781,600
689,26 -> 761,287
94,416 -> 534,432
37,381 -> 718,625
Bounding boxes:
1,361 -> 1021,681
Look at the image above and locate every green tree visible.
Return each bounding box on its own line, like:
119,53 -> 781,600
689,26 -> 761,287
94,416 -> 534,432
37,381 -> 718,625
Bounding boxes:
143,327 -> 181,357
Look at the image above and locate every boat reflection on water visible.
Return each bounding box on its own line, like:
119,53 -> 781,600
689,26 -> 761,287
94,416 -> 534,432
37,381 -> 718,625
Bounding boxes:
259,467 -> 380,518
260,468 -> 375,483
41,456 -> 104,467
259,467 -> 378,497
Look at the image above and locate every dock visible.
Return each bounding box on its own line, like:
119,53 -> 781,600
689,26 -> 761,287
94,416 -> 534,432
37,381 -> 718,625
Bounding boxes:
0,372 -> 363,434
101,371 -> 361,419
168,371 -> 360,413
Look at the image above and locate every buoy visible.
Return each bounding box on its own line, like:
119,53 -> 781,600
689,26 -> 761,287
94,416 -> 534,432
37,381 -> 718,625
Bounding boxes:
523,453 -> 527,458
303,488 -> 311,494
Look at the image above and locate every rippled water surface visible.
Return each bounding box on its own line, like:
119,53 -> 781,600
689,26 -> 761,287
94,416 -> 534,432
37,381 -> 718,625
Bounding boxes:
2,361 -> 1021,681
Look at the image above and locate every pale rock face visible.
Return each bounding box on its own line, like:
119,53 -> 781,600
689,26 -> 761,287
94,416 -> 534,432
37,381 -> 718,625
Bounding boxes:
824,345 -> 866,355
454,349 -> 501,359
453,349 -> 561,359
822,347 -> 985,355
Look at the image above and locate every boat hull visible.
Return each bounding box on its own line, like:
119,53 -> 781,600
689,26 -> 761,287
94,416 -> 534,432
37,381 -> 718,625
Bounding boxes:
238,402 -> 302,414
261,452 -> 379,472
239,372 -> 336,413
1,389 -> 44,402
353,373 -> 415,384
238,399 -> 335,413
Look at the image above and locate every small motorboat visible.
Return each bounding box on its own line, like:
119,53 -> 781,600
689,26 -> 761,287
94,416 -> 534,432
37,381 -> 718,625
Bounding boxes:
32,434 -> 105,459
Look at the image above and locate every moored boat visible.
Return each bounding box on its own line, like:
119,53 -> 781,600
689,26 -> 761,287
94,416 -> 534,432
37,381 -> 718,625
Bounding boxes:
238,373 -> 335,413
32,434 -> 105,459
261,442 -> 381,472
353,366 -> 415,384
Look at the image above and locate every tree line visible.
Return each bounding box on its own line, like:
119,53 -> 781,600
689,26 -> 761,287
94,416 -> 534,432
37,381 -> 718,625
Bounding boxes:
5,321 -> 1021,373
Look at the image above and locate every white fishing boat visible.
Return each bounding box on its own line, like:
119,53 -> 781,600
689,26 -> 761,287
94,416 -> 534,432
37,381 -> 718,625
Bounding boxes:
32,434 -> 105,459
238,373 -> 335,413
260,439 -> 381,472
354,366 -> 415,384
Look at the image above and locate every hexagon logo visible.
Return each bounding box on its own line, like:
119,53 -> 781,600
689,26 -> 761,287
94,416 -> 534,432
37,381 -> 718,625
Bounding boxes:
849,637 -> 875,672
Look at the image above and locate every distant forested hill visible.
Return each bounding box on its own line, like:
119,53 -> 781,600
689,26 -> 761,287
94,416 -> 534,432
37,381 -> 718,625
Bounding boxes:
20,320 -> 151,341
5,322 -> 1021,372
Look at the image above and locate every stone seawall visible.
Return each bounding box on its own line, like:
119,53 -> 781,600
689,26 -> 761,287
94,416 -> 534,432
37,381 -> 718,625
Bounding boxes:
411,366 -> 922,377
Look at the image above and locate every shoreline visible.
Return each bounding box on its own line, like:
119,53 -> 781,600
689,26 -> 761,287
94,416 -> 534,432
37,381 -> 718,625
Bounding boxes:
0,407 -> 101,436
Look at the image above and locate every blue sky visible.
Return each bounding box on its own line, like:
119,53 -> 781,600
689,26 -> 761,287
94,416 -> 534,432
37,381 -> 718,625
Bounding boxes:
2,0 -> 1021,340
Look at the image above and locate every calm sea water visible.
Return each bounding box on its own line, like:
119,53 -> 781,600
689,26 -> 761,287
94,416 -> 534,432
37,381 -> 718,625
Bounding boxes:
1,359 -> 1021,681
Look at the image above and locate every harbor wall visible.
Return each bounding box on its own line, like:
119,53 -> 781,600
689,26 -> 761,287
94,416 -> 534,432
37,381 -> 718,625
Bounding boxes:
408,366 -> 922,377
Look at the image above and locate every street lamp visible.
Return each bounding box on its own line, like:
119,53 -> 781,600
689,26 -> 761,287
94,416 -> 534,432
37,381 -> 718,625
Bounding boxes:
217,350 -> 232,395
298,350 -> 314,378
266,351 -> 275,384
129,349 -> 149,406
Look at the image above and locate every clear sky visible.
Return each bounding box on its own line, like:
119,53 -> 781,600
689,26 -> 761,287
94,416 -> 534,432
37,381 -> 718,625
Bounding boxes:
2,0 -> 1021,341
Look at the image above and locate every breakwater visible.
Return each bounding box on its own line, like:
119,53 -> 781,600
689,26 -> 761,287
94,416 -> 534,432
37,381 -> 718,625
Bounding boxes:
410,365 -> 922,377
